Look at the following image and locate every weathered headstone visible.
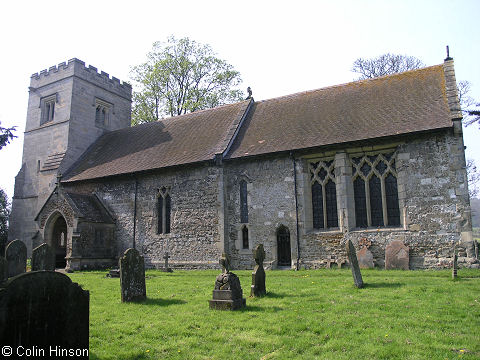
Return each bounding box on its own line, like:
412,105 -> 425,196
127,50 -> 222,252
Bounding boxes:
251,244 -> 266,297
5,239 -> 27,278
452,247 -> 458,279
31,243 -> 55,271
0,271 -> 89,357
385,240 -> 409,270
209,253 -> 246,310
346,240 -> 364,288
162,251 -> 173,272
0,256 -> 7,283
119,248 -> 146,302
357,247 -> 374,269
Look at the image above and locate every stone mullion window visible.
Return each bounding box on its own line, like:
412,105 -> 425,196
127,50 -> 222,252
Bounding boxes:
309,159 -> 338,230
157,187 -> 171,234
40,94 -> 57,125
94,98 -> 112,128
352,152 -> 400,228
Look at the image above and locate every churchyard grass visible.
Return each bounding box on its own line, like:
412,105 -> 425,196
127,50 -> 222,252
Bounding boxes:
69,269 -> 480,360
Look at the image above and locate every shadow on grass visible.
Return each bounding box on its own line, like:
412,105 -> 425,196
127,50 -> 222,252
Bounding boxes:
362,282 -> 403,289
243,305 -> 284,312
91,351 -> 148,360
265,291 -> 287,299
137,298 -> 187,306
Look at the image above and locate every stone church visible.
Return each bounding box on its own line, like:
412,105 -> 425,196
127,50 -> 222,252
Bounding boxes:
8,56 -> 475,270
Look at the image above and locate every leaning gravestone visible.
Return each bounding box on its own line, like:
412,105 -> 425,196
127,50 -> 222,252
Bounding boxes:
31,243 -> 55,271
357,247 -> 374,269
346,240 -> 364,288
251,244 -> 266,297
0,271 -> 89,357
0,257 -> 7,283
119,248 -> 146,302
385,240 -> 409,270
209,253 -> 246,310
5,239 -> 27,278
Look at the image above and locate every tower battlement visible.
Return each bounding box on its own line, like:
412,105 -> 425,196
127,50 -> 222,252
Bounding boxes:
30,58 -> 131,99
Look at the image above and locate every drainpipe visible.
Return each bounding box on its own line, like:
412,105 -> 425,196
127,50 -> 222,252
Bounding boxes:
133,177 -> 138,250
291,152 -> 301,271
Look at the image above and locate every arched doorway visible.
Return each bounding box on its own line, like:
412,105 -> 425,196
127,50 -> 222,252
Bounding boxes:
52,216 -> 67,268
277,225 -> 291,266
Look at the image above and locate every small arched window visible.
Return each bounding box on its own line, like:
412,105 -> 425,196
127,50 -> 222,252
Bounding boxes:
157,187 -> 171,234
242,226 -> 249,249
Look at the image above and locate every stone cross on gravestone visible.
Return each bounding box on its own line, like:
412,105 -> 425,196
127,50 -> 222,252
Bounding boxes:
5,239 -> 27,278
119,248 -> 146,302
346,240 -> 364,288
162,252 -> 173,272
209,253 -> 246,310
31,243 -> 55,271
251,244 -> 266,297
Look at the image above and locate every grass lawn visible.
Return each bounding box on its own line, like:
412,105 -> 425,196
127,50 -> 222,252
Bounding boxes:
69,269 -> 480,360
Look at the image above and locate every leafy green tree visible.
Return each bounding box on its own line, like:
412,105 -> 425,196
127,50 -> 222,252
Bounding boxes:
0,122 -> 16,150
0,188 -> 10,254
130,36 -> 244,125
351,53 -> 425,80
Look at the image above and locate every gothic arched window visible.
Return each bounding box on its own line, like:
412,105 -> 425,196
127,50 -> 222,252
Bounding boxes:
309,160 -> 338,229
351,152 -> 400,228
157,187 -> 171,234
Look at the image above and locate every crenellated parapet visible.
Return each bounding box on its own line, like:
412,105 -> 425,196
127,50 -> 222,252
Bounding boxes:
30,58 -> 131,99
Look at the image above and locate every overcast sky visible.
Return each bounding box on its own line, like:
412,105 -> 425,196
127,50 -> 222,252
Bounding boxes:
1,0 -> 479,200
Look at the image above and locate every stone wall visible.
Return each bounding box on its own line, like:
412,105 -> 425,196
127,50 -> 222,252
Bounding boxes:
63,163 -> 224,269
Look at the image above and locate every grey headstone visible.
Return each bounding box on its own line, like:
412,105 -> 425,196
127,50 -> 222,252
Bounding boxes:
0,257 -> 7,283
357,247 -> 374,269
31,243 -> 55,271
210,253 -> 246,310
0,271 -> 89,356
385,240 -> 409,270
452,247 -> 458,279
346,240 -> 364,288
5,239 -> 27,278
251,244 -> 266,297
119,248 -> 146,302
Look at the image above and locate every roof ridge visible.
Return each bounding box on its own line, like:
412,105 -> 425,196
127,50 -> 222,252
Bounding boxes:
255,64 -> 444,104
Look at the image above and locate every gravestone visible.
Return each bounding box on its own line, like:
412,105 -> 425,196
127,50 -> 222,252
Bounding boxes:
119,248 -> 146,302
346,240 -> 364,288
251,244 -> 266,297
5,239 -> 27,278
31,243 -> 55,271
0,257 -> 7,283
0,271 -> 89,357
385,240 -> 409,270
357,247 -> 374,269
452,247 -> 458,279
209,253 -> 246,310
162,251 -> 173,272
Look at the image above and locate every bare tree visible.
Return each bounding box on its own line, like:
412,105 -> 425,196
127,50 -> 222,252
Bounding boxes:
467,159 -> 480,198
352,53 -> 425,80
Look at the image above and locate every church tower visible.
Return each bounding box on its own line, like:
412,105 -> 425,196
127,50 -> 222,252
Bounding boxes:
8,59 -> 132,255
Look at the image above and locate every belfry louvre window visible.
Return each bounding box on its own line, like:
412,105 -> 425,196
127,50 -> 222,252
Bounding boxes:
157,187 -> 171,234
309,160 -> 338,229
352,152 -> 400,228
40,94 -> 56,125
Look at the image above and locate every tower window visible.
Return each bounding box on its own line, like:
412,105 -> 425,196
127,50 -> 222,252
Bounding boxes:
40,94 -> 57,125
95,98 -> 112,128
351,152 -> 400,228
309,160 -> 338,229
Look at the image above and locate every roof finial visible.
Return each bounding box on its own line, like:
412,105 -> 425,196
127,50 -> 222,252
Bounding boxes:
246,86 -> 252,100
445,45 -> 453,61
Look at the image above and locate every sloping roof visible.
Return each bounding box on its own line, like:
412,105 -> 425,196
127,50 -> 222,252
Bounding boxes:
63,64 -> 453,182
63,100 -> 251,182
227,64 -> 452,159
64,193 -> 114,223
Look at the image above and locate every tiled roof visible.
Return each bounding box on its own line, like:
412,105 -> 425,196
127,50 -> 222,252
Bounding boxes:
63,100 -> 251,182
227,64 -> 452,159
64,193 -> 114,223
63,64 -> 453,182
